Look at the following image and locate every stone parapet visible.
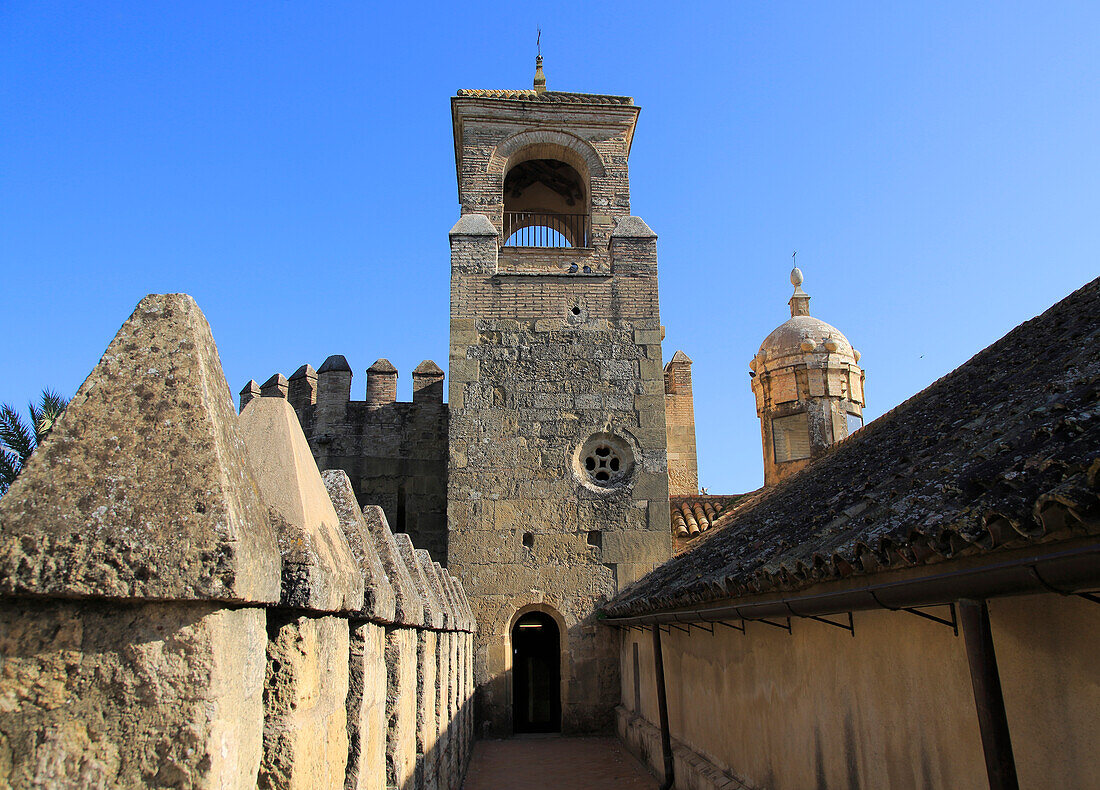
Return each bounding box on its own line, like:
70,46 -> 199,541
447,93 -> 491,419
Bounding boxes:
0,293 -> 475,790
0,294 -> 281,788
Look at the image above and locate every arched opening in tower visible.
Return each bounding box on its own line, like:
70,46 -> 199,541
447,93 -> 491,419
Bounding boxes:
503,159 -> 589,248
511,611 -> 562,733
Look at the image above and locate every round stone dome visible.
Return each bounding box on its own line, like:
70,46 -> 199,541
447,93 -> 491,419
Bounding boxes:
758,315 -> 855,365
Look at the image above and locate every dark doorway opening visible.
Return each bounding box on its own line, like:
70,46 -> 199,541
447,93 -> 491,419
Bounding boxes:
512,611 -> 561,733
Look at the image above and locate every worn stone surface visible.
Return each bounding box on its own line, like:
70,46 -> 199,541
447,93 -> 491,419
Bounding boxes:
415,629 -> 440,790
260,613 -> 349,790
434,630 -> 452,790
448,204 -> 672,733
418,553 -> 454,630
448,92 -> 672,736
239,397 -> 363,612
362,507 -> 424,628
394,533 -> 445,630
323,469 -> 397,624
664,351 -> 699,496
751,271 -> 865,487
0,599 -> 266,789
384,627 -> 418,790
257,358 -> 450,565
346,621 -> 387,790
0,293 -> 280,603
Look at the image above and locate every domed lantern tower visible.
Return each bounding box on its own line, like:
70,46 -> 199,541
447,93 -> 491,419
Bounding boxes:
750,268 -> 866,486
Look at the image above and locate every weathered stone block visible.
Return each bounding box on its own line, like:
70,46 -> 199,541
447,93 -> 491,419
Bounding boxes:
240,397 -> 363,612
384,627 -> 418,790
394,534 -> 445,630
322,469 -> 397,623
0,599 -> 266,789
418,630 -> 440,790
360,507 -> 425,628
260,613 -> 350,790
346,621 -> 387,790
0,293 -> 280,604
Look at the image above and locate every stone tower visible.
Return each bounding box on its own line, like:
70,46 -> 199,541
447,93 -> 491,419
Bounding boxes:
750,268 -> 866,486
447,62 -> 672,736
664,350 -> 699,495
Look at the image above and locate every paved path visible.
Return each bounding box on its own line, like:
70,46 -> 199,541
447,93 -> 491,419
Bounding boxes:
462,735 -> 659,790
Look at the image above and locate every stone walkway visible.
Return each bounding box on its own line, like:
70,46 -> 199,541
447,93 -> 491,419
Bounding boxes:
462,735 -> 658,789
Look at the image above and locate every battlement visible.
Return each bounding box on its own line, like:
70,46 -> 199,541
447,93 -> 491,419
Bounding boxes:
241,355 -> 450,564
242,355 -> 447,414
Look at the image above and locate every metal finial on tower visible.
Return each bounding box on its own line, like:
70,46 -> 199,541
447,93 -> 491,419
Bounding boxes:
534,28 -> 547,94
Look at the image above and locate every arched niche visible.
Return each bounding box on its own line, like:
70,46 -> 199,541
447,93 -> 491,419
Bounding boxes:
491,131 -> 604,249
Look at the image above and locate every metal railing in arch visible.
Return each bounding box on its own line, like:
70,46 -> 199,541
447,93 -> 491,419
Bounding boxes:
502,212 -> 590,248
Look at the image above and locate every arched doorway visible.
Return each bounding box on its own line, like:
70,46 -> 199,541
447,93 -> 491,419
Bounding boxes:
512,611 -> 561,733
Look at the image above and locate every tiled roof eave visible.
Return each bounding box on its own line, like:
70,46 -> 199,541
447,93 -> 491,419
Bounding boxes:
604,515 -> 1100,623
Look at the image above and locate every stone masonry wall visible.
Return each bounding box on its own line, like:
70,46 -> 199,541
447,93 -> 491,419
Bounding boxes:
664,353 -> 699,496
0,294 -> 475,790
448,212 -> 672,737
245,361 -> 450,565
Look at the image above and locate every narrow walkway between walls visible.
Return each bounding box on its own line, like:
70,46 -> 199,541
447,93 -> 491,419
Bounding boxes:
462,735 -> 658,789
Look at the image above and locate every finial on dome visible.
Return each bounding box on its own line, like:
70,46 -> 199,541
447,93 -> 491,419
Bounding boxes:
788,264 -> 811,317
534,29 -> 547,94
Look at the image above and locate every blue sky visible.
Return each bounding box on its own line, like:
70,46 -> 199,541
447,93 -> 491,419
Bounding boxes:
2,2 -> 1097,493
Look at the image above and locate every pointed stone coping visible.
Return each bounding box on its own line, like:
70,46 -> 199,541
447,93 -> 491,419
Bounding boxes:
239,397 -> 363,613
452,578 -> 477,633
449,213 -> 498,237
610,215 -> 657,239
417,553 -> 455,630
288,364 -> 317,381
317,354 -> 352,373
367,358 -> 398,374
668,350 -> 693,366
393,533 -> 445,630
439,566 -> 474,633
322,469 -> 397,624
360,506 -> 425,628
437,567 -> 473,633
412,360 -> 444,376
0,294 -> 281,603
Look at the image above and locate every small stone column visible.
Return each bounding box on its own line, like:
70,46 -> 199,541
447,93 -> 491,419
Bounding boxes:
240,378 -> 262,412
316,354 -> 353,427
412,360 -> 445,403
288,363 -> 318,412
366,359 -> 399,405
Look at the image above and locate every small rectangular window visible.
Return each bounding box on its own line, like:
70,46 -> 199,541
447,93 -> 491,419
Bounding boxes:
846,412 -> 863,436
773,413 -> 811,463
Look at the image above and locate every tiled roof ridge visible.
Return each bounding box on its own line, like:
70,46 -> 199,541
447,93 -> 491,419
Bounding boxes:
607,276 -> 1100,618
455,88 -> 633,105
670,494 -> 752,539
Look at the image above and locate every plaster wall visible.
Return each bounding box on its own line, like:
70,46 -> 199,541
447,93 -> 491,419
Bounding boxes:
619,593 -> 1100,789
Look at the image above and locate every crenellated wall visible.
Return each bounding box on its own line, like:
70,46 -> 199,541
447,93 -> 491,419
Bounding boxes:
0,294 -> 475,790
244,356 -> 450,564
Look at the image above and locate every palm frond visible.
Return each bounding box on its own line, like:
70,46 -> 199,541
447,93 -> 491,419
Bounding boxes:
33,388 -> 69,445
0,449 -> 18,496
0,404 -> 34,464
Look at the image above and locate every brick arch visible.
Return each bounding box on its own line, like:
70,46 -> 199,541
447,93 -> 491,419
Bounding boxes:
489,130 -> 607,180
